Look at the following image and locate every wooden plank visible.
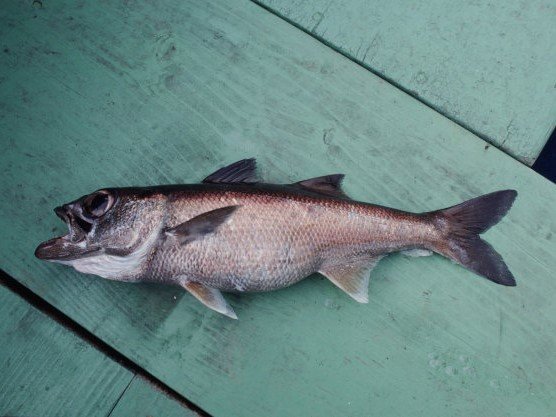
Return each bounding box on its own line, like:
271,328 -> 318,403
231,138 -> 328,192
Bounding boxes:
0,285 -> 196,416
1,0 -> 555,416
258,0 -> 556,165
109,377 -> 200,417
0,285 -> 133,417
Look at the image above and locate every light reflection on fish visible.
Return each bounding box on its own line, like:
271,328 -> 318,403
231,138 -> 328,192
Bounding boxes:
35,159 -> 517,318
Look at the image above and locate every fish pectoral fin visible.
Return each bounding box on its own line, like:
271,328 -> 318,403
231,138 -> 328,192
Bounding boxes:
202,158 -> 258,184
165,205 -> 239,245
319,256 -> 383,303
294,174 -> 350,199
182,281 -> 238,319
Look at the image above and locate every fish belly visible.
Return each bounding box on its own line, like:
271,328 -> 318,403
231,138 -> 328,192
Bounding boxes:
170,229 -> 321,292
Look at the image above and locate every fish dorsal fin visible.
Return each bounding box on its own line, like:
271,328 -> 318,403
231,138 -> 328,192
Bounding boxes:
319,256 -> 384,303
294,174 -> 349,198
181,281 -> 237,319
203,158 -> 258,184
165,206 -> 239,244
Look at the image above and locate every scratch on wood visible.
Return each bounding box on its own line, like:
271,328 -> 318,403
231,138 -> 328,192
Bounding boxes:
362,44 -> 372,62
500,117 -> 515,147
310,0 -> 333,33
106,375 -> 136,417
311,12 -> 325,33
497,309 -> 504,357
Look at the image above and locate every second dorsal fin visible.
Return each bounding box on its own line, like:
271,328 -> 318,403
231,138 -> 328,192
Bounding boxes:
202,158 -> 258,184
294,174 -> 349,198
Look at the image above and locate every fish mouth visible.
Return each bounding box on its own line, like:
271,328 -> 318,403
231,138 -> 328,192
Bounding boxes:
35,205 -> 99,261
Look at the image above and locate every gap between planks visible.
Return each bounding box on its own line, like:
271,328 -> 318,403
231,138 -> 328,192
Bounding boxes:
0,269 -> 212,417
248,0 -> 528,168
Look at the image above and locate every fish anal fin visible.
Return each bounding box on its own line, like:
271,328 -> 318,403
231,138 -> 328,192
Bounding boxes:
165,205 -> 239,245
182,281 -> 237,319
294,174 -> 349,199
202,158 -> 258,184
319,256 -> 383,303
401,249 -> 433,257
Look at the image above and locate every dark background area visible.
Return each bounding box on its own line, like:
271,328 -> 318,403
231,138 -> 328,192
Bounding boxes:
532,128 -> 556,183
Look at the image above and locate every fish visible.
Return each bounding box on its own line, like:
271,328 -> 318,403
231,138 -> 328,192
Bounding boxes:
35,158 -> 517,319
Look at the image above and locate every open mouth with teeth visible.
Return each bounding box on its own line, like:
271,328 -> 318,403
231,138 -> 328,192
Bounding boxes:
34,205 -> 100,261
54,205 -> 92,241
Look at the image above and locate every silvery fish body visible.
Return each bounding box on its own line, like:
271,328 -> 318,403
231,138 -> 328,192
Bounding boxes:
35,159 -> 517,318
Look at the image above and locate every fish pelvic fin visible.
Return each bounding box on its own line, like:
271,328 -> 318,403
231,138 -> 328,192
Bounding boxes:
319,256 -> 384,303
426,190 -> 517,286
182,281 -> 238,319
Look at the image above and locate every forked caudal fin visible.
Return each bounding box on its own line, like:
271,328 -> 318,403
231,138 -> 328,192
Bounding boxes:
428,190 -> 518,286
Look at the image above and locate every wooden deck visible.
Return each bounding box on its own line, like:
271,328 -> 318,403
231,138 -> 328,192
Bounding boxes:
1,0 -> 555,416
259,0 -> 556,165
0,285 -> 195,416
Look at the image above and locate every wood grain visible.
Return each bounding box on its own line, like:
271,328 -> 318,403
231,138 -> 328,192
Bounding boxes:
259,0 -> 556,165
1,0 -> 555,416
0,286 -> 132,417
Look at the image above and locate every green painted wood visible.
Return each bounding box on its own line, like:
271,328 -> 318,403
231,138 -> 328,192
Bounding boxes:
0,286 -> 195,416
0,285 -> 133,417
258,0 -> 556,165
1,0 -> 555,416
110,377 -> 200,417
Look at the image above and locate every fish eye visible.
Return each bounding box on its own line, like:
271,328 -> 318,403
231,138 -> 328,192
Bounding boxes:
83,190 -> 114,218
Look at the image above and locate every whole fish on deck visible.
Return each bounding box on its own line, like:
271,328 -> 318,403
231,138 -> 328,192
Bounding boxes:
35,159 -> 517,318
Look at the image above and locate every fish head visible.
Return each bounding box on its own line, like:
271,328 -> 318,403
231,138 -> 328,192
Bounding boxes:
35,188 -> 165,265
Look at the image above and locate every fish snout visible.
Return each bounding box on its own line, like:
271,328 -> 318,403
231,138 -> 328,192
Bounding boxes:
34,236 -> 65,260
35,203 -> 93,261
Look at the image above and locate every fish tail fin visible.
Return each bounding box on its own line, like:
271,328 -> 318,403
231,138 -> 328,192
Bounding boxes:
427,190 -> 517,286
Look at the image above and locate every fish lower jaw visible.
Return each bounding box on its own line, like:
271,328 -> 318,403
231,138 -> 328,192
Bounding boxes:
57,230 -> 160,281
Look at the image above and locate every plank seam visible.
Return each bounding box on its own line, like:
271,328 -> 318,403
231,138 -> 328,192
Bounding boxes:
248,0 -> 528,166
0,270 -> 211,417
